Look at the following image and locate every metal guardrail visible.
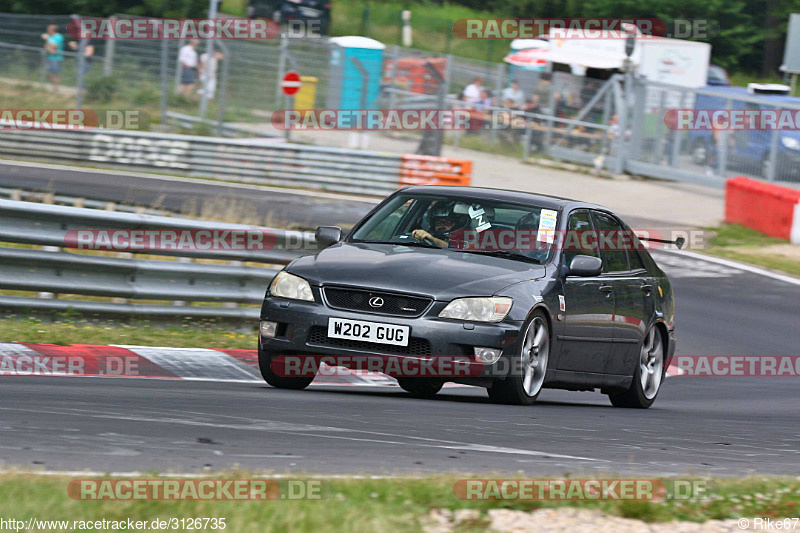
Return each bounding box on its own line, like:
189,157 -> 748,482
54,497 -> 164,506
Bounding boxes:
0,186 -> 174,216
0,199 -> 313,320
0,128 -> 414,196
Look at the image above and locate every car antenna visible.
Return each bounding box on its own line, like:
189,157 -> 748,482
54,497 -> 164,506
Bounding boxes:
637,236 -> 685,249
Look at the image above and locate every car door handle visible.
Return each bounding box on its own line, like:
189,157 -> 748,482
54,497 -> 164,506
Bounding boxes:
640,283 -> 653,293
599,284 -> 613,293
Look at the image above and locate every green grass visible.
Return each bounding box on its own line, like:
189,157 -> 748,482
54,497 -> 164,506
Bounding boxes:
701,224 -> 800,277
0,317 -> 256,349
0,473 -> 797,531
446,133 -> 525,158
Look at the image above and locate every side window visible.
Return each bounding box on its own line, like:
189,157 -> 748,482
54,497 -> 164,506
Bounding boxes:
592,211 -> 630,273
625,226 -> 647,271
563,210 -> 598,266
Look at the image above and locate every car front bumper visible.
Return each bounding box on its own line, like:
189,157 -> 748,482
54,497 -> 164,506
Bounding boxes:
259,296 -> 525,381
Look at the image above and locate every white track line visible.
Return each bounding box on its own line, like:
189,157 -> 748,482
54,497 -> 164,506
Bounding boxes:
656,248 -> 800,287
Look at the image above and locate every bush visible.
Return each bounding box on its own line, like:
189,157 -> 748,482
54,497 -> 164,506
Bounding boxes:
132,85 -> 160,106
85,76 -> 119,103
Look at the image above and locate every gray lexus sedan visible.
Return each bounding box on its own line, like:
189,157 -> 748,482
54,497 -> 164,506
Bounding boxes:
258,186 -> 676,407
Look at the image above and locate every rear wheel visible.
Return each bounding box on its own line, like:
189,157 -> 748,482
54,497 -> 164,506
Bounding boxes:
397,378 -> 443,398
487,310 -> 549,405
258,349 -> 315,390
608,326 -> 665,408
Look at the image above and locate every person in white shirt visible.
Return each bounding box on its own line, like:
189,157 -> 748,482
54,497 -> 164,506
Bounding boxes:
501,80 -> 525,108
198,51 -> 225,99
178,40 -> 199,96
462,77 -> 483,105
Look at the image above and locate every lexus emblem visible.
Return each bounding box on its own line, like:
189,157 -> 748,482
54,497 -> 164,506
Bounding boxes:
368,296 -> 384,308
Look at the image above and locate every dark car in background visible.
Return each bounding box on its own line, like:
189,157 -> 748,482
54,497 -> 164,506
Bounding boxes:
247,0 -> 331,34
258,186 -> 676,408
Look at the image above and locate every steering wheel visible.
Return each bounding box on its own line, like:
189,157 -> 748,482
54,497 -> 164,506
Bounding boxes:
398,232 -> 437,247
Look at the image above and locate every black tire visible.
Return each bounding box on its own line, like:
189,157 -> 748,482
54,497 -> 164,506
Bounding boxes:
608,326 -> 666,409
486,309 -> 550,406
258,349 -> 315,390
397,378 -> 443,398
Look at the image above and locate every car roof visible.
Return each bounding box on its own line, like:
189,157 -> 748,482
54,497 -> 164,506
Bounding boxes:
698,86 -> 800,105
398,185 -> 608,213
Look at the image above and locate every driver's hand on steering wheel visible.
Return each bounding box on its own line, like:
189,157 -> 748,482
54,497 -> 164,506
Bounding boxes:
411,229 -> 433,242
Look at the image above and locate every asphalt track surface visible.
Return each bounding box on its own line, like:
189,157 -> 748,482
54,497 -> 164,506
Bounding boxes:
1,251 -> 798,476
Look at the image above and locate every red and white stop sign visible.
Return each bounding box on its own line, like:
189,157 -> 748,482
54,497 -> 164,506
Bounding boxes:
281,71 -> 302,96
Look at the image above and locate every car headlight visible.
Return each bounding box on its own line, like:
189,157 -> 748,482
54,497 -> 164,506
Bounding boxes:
269,271 -> 314,301
439,297 -> 512,322
781,136 -> 800,150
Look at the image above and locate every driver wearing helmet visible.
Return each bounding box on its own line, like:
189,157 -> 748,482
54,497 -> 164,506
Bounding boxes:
411,202 -> 464,248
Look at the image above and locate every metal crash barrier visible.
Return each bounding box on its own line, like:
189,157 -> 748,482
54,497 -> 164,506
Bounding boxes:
0,199 -> 314,320
0,128 -> 472,196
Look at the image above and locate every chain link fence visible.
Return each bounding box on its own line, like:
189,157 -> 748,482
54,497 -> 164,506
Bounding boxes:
2,12 -> 800,186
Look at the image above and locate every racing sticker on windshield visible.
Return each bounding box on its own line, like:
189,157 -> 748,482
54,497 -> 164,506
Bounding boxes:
468,205 -> 492,232
537,209 -> 558,243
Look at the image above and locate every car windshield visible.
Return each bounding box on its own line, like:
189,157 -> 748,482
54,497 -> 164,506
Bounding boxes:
350,193 -> 558,263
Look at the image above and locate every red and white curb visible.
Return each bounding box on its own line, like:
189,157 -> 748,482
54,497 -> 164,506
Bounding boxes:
0,342 -> 684,383
0,342 -> 397,387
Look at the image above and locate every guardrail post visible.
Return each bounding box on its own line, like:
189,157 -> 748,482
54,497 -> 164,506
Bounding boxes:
490,63 -> 503,142
222,260 -> 242,309
38,245 -> 61,300
160,38 -> 169,125
103,18 -> 116,76
717,98 -> 732,178
522,115 -> 532,161
767,128 -> 779,182
40,48 -> 47,85
172,256 -> 193,306
670,89 -> 687,167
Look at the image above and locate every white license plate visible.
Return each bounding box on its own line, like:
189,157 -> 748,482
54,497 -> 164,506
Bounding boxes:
327,318 -> 409,347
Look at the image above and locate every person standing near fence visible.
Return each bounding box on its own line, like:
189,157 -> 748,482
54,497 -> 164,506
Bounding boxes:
68,39 -> 95,78
41,24 -> 64,93
178,40 -> 199,97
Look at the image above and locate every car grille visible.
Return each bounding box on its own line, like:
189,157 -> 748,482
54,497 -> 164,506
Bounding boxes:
307,326 -> 432,356
322,287 -> 432,317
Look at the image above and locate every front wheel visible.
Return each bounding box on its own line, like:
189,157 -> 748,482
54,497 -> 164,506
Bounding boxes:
608,325 -> 665,408
258,349 -> 315,390
487,310 -> 550,405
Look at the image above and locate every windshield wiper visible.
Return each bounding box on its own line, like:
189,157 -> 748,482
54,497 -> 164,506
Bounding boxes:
453,249 -> 542,263
355,240 -> 441,249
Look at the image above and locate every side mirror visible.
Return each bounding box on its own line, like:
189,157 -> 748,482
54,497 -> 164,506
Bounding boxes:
568,255 -> 603,277
315,226 -> 342,249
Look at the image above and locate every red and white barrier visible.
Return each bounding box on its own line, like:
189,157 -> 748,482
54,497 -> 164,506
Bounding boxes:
0,343 -> 396,386
725,177 -> 800,244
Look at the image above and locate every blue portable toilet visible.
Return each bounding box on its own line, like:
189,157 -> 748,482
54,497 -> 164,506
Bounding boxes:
327,36 -> 385,113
